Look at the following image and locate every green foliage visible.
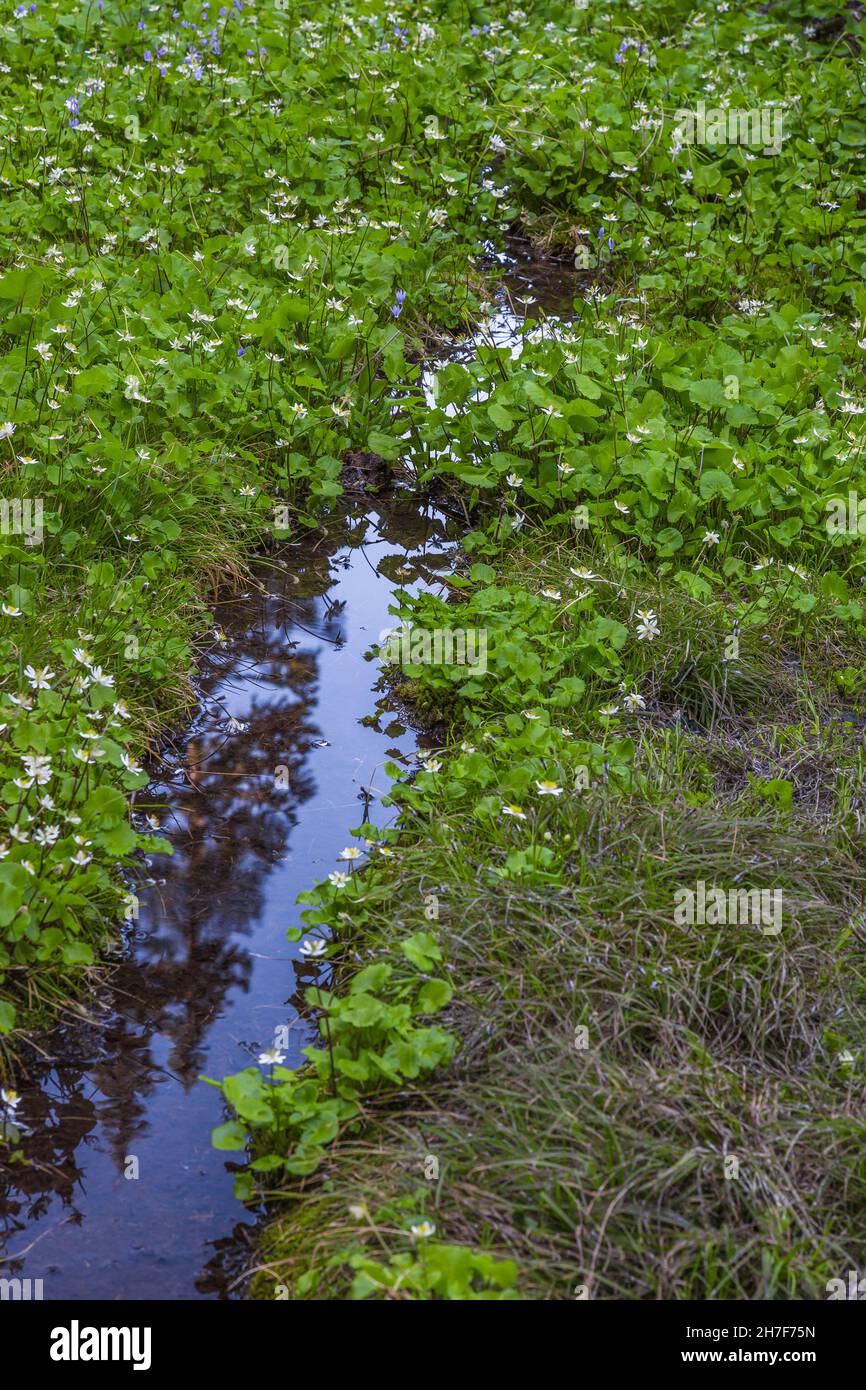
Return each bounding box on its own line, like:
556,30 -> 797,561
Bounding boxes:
5,0 -> 866,1299
208,935 -> 455,1183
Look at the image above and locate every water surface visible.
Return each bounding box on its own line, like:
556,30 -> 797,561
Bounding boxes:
0,501 -> 454,1299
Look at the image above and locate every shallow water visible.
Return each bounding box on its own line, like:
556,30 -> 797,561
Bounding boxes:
0,501 -> 455,1299
0,243 -> 580,1301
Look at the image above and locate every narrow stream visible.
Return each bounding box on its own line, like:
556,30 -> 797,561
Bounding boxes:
0,501 -> 456,1299
0,242 -> 582,1300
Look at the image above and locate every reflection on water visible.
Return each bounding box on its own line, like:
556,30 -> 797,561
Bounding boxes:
0,500 -> 455,1300
481,233 -> 590,346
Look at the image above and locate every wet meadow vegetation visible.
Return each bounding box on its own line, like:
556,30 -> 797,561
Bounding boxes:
3,0 -> 866,1299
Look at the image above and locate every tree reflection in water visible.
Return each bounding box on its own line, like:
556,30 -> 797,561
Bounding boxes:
0,500 -> 455,1294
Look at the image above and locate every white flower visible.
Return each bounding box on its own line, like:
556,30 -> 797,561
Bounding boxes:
623,691 -> 646,711
502,803 -> 527,819
328,870 -> 349,888
635,608 -> 660,641
598,704 -> 620,717
702,530 -> 720,546
506,473 -> 523,487
258,1048 -> 285,1066
338,846 -> 362,861
535,780 -> 564,796
614,500 -> 630,514
0,423 -> 16,440
24,665 -> 54,689
73,746 -> 105,763
124,375 -> 150,403
22,754 -> 52,784
300,937 -> 327,958
540,587 -> 561,600
2,604 -> 22,617
410,1221 -> 436,1239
